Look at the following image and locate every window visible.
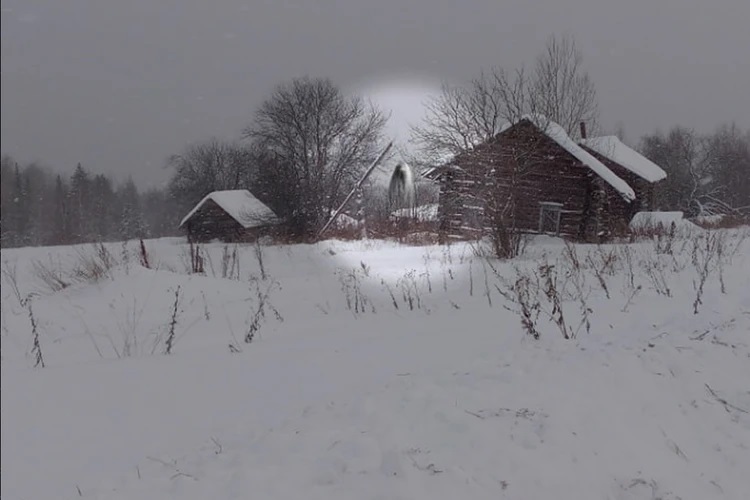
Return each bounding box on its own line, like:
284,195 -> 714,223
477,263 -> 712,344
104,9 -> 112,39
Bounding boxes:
539,202 -> 563,235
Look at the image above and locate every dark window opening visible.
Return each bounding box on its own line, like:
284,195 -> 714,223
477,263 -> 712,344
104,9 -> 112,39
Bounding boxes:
539,202 -> 563,235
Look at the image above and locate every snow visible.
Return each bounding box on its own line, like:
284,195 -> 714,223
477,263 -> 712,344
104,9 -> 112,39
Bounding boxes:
630,211 -> 686,227
329,211 -> 360,228
433,151 -> 456,167
630,211 -> 700,234
693,214 -> 727,226
179,190 -> 280,229
580,136 -> 667,183
390,203 -> 439,222
501,115 -> 637,202
2,230 -> 750,499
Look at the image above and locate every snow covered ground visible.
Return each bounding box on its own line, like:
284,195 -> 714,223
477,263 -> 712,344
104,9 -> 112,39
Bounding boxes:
2,231 -> 749,499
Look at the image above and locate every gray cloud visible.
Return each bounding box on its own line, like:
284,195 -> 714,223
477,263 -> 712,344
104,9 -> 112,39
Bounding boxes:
2,0 -> 748,187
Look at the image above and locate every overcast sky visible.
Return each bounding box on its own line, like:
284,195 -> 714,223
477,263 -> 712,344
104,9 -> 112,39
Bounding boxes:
2,0 -> 748,188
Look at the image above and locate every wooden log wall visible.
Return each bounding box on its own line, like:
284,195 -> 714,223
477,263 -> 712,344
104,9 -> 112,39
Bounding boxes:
437,120 -> 619,242
583,146 -> 659,235
185,199 -> 270,243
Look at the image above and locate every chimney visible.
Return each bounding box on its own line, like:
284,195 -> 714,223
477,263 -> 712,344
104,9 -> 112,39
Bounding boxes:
579,121 -> 587,139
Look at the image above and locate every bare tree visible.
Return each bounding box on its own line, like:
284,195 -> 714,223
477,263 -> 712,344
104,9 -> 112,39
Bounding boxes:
243,77 -> 388,237
411,34 -> 599,165
641,124 -> 750,217
167,138 -> 255,214
705,123 -> 750,214
531,34 -> 599,139
410,69 -> 532,167
688,133 -> 732,217
640,128 -> 692,211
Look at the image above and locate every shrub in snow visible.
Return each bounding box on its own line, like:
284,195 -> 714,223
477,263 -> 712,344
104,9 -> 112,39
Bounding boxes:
30,243 -> 118,293
30,258 -> 70,292
71,243 -> 117,284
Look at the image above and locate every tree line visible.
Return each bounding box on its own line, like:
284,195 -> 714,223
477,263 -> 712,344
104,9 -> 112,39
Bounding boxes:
639,124 -> 750,218
0,160 -> 180,248
2,34 -> 748,249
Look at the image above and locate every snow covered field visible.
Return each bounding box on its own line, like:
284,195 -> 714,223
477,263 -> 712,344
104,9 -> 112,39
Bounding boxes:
2,231 -> 749,499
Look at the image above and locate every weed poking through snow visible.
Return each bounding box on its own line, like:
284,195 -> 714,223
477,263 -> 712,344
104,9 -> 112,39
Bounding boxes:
3,261 -> 45,366
139,239 -> 151,269
691,230 -> 726,314
164,286 -> 182,355
397,270 -> 422,311
245,279 -> 284,343
254,240 -> 267,281
28,301 -> 44,368
337,268 -> 374,315
220,245 -> 240,280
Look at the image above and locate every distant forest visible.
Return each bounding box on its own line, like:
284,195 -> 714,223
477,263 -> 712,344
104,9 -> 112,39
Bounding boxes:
0,159 -> 183,248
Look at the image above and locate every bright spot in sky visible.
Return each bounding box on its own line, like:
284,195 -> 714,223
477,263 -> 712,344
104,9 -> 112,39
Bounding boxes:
353,76 -> 443,152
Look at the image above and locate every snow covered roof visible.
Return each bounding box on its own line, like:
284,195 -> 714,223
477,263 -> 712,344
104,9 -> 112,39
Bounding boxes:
501,115 -> 636,202
421,166 -> 439,179
421,163 -> 466,180
179,190 -> 280,229
580,136 -> 667,183
433,152 -> 456,167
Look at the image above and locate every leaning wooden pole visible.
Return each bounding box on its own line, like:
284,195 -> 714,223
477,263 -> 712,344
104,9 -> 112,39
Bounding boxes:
317,141 -> 394,239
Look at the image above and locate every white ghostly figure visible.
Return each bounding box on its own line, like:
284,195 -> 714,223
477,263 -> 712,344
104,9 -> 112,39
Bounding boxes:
388,162 -> 416,210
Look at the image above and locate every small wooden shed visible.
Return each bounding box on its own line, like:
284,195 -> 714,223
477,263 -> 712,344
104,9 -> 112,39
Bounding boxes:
179,190 -> 281,243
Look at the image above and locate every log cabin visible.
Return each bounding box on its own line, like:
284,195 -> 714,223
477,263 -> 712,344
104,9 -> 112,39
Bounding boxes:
179,190 -> 281,243
432,116 -> 666,242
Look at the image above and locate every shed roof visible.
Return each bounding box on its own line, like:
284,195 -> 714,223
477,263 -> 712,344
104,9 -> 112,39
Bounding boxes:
579,136 -> 667,183
179,190 -> 280,229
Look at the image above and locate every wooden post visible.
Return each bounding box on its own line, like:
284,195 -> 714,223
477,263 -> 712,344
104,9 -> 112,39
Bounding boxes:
318,141 -> 393,239
356,186 -> 367,239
